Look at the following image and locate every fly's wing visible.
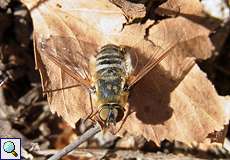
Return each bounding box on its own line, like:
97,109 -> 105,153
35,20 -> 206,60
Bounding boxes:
34,34 -> 99,127
36,35 -> 97,89
127,40 -> 178,88
32,3 -> 125,127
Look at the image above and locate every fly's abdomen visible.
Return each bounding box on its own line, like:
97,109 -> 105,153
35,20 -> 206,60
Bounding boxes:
95,44 -> 126,102
96,44 -> 125,74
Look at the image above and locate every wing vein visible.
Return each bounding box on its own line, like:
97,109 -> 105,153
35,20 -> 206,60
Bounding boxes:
129,41 -> 177,87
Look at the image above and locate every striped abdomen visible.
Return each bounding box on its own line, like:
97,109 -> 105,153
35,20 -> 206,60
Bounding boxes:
94,44 -> 127,103
92,44 -> 132,124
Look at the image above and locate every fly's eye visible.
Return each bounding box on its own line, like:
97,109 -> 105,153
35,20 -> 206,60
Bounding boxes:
99,107 -> 110,121
99,105 -> 124,124
115,107 -> 124,122
99,106 -> 119,124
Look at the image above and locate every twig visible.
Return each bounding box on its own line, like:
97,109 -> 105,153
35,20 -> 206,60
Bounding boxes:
47,123 -> 101,160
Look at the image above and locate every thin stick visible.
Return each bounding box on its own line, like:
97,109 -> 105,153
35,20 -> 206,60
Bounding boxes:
48,123 -> 101,160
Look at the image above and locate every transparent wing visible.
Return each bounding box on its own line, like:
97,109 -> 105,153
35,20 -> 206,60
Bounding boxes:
128,39 -> 178,88
36,35 -> 98,89
35,5 -> 180,90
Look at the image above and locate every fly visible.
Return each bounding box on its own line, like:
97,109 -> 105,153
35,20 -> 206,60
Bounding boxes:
37,35 -> 177,128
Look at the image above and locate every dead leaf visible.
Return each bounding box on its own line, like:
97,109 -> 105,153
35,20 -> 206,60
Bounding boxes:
109,0 -> 146,21
155,0 -> 221,30
221,96 -> 230,123
156,0 -> 204,17
119,65 -> 226,145
21,0 -> 226,145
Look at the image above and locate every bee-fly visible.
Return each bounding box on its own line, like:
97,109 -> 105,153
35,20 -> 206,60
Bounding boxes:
38,35 -> 176,128
91,44 -> 132,126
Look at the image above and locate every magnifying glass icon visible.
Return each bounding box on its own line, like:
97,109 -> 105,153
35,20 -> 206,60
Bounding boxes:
3,141 -> 18,157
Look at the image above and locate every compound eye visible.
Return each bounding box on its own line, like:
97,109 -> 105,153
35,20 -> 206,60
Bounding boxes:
110,108 -> 118,122
99,107 -> 110,122
115,107 -> 124,122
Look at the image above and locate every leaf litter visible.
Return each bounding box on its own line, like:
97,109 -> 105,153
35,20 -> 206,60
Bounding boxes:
0,0 -> 223,159
18,0 -> 229,147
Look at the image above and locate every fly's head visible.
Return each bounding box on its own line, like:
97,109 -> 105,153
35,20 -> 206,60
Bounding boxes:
99,103 -> 124,127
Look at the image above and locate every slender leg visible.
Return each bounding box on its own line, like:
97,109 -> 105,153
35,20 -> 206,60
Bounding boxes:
43,84 -> 81,93
114,103 -> 131,134
84,89 -> 98,123
132,48 -> 139,72
44,84 -> 98,123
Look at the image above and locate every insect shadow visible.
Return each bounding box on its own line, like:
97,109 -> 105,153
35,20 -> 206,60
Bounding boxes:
126,48 -> 185,125
35,35 -> 189,127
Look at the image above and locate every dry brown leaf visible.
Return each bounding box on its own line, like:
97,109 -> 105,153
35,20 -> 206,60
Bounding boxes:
118,65 -> 225,145
155,0 -> 221,31
109,0 -> 146,21
156,0 -> 204,17
21,0 -> 226,145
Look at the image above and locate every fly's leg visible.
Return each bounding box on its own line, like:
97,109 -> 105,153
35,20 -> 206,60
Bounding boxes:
43,83 -> 98,123
42,84 -> 81,93
84,87 -> 98,123
114,103 -> 131,134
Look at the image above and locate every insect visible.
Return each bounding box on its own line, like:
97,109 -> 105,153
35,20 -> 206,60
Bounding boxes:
37,34 -> 177,128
